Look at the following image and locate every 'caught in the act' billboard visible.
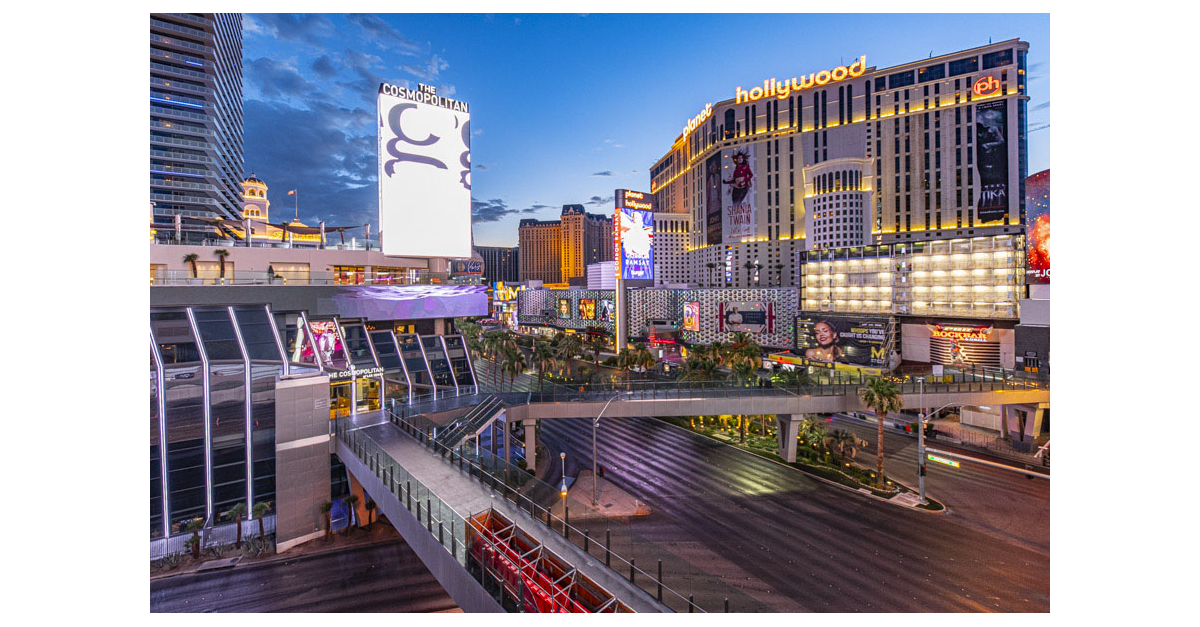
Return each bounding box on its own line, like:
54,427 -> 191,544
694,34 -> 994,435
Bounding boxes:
794,314 -> 890,367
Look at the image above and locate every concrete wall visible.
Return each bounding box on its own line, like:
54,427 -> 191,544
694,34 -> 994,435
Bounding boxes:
961,406 -> 1002,431
274,374 -> 334,553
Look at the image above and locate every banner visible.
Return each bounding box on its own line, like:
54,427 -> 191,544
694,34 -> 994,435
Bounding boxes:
722,149 -> 756,241
683,301 -> 700,331
795,314 -> 890,367
557,298 -> 571,319
975,99 -> 1008,223
597,299 -> 614,322
705,153 -> 723,245
617,207 -> 654,280
718,301 -> 774,334
578,298 -> 596,320
1025,169 -> 1050,284
927,323 -> 998,366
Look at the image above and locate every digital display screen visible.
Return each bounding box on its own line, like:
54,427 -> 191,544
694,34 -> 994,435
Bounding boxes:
557,298 -> 571,319
331,285 -> 488,320
578,299 -> 596,320
795,314 -> 890,367
683,301 -> 700,331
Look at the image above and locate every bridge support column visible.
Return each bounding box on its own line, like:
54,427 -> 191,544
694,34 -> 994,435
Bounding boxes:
502,412 -> 511,465
776,414 -> 803,463
523,418 -> 537,469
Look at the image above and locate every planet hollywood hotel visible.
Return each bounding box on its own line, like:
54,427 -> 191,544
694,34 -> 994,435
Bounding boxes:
651,39 -> 1038,383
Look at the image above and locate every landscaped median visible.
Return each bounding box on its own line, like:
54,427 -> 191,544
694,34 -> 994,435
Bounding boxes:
656,415 -> 945,512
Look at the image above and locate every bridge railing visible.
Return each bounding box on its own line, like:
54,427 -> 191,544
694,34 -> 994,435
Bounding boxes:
382,407 -> 716,613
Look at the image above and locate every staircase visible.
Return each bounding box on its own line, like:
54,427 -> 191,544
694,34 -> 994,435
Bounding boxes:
435,395 -> 507,450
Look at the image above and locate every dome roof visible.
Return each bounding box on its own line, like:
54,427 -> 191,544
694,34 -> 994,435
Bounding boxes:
244,173 -> 265,185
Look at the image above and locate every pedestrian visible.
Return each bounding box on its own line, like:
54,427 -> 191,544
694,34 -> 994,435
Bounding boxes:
267,264 -> 275,284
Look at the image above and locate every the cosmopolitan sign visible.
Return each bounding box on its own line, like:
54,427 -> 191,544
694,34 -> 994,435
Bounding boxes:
329,366 -> 385,381
736,56 -> 867,104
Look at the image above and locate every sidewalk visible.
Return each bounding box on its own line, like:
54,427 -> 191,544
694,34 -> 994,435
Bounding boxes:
551,470 -> 652,521
832,413 -> 1048,470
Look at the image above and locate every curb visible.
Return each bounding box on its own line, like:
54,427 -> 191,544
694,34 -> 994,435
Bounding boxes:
151,534 -> 403,582
653,418 -> 947,514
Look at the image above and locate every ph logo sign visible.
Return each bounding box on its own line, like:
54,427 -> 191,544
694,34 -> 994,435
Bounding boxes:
972,75 -> 1001,97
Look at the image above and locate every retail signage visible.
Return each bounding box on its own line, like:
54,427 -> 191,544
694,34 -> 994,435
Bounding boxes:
615,190 -> 655,281
974,99 -> 1009,223
928,324 -> 993,342
493,281 -> 523,302
682,301 -> 700,331
1025,170 -> 1050,284
722,149 -> 756,242
450,258 -> 483,275
329,366 -> 385,381
682,103 -> 714,137
972,75 -> 1001,97
767,352 -> 883,376
928,323 -> 999,367
717,301 -> 774,334
736,56 -> 866,104
795,314 -> 890,367
377,82 -> 471,258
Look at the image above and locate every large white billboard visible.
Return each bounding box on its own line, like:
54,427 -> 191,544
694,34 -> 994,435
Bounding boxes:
722,148 -> 756,242
377,82 -> 471,258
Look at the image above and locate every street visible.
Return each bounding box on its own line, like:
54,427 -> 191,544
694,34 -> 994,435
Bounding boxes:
150,540 -> 458,613
539,415 -> 1050,612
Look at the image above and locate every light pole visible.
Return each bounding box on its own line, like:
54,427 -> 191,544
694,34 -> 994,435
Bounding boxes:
560,452 -> 568,498
593,392 -> 626,506
917,376 -> 927,503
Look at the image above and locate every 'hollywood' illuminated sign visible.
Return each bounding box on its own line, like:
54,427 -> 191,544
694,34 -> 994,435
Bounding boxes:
736,56 -> 867,104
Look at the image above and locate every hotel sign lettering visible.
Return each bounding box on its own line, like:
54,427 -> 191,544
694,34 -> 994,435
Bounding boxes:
736,56 -> 867,104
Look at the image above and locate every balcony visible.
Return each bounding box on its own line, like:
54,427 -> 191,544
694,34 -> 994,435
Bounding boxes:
150,268 -> 462,287
150,149 -> 212,165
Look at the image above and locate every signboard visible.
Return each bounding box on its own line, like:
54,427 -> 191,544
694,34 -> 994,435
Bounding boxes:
735,56 -> 866,104
450,258 -> 483,276
927,323 -> 999,367
597,299 -> 614,322
557,298 -> 571,319
767,352 -> 884,376
682,301 -> 700,332
795,314 -> 890,367
377,82 -> 471,258
722,149 -> 756,241
717,301 -> 774,334
975,99 -> 1008,223
927,454 -> 960,468
330,284 -> 488,320
306,320 -> 348,370
578,298 -> 596,320
705,153 -> 722,245
1025,170 -> 1050,284
329,366 -> 385,382
615,190 -> 654,281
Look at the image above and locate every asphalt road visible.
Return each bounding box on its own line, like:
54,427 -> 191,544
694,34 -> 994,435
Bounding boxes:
539,416 -> 1050,612
150,540 -> 458,613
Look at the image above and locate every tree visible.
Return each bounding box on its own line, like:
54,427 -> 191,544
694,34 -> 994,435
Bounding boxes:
184,517 -> 204,560
705,262 -> 717,286
365,500 -> 377,531
342,495 -> 359,533
502,346 -> 527,391
799,416 -> 826,451
825,429 -> 859,460
753,262 -> 763,285
860,377 -> 903,488
225,502 -> 247,548
585,334 -> 605,369
183,253 -> 199,278
319,501 -> 333,540
557,334 -> 583,376
742,260 -> 756,285
213,248 -> 230,279
771,368 -> 813,393
252,501 -> 271,539
531,341 -> 558,391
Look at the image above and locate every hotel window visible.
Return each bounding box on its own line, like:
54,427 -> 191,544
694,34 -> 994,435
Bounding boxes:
789,96 -> 795,127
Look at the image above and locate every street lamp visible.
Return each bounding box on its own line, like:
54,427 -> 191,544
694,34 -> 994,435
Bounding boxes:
593,392 -> 627,506
917,376 -> 927,503
560,452 -> 568,498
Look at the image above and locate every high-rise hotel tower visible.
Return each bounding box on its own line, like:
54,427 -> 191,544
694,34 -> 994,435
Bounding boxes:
150,13 -> 244,243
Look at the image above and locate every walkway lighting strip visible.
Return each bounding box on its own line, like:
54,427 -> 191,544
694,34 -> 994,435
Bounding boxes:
227,306 -> 255,513
185,307 -> 214,522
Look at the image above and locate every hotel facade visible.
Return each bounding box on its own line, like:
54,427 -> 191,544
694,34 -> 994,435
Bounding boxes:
651,39 -> 1029,288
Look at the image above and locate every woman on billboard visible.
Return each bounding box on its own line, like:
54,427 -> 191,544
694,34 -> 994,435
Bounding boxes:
804,319 -> 844,363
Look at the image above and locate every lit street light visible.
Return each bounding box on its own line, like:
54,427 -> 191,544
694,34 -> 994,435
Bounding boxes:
560,452 -> 568,498
918,376 -> 927,503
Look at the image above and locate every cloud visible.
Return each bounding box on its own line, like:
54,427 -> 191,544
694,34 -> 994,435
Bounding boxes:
471,198 -> 517,223
247,14 -> 336,46
1030,101 -> 1050,111
585,195 -> 614,206
312,55 -> 338,79
245,57 -> 319,102
475,164 -> 489,171
346,14 -> 421,56
592,171 -> 615,177
522,204 -> 553,214
402,53 -> 450,83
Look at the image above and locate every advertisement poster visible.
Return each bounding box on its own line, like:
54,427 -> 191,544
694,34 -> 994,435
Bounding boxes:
557,298 -> 571,319
618,207 -> 655,280
795,315 -> 890,367
1025,169 -> 1050,284
597,299 -> 614,322
450,258 -> 483,276
705,153 -> 723,245
717,301 -> 774,334
306,320 -> 348,370
928,323 -> 999,367
722,149 -> 756,241
377,82 -> 471,258
683,301 -> 700,331
578,298 -> 596,320
975,99 -> 1008,223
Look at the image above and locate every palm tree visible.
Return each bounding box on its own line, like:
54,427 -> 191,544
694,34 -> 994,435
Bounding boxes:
557,334 -> 583,376
799,416 -> 826,450
342,495 -> 359,533
742,260 -> 755,285
252,501 -> 271,539
825,429 -> 859,460
318,501 -> 333,540
183,253 -> 199,278
585,334 -> 605,369
860,377 -> 903,488
225,502 -> 247,548
753,262 -> 763,285
531,341 -> 558,391
771,368 -> 813,393
705,262 -> 717,286
502,346 -> 527,391
184,517 -> 204,559
213,248 -> 230,279
708,341 -> 727,367
365,500 -> 377,531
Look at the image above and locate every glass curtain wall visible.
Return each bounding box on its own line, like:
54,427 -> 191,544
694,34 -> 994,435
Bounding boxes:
152,310 -> 206,535
192,308 -> 248,522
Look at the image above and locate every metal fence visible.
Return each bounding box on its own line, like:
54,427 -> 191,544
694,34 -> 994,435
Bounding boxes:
150,514 -> 276,561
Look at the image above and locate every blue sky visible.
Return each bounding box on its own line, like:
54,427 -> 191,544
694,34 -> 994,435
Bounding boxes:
242,13 -> 1049,247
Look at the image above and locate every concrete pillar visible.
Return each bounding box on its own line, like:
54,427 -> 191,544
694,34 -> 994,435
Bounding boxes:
502,411 -> 511,465
1031,404 -> 1049,438
776,414 -> 803,463
345,472 -> 371,530
523,418 -> 537,468
434,319 -> 446,335
1000,405 -> 1013,441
